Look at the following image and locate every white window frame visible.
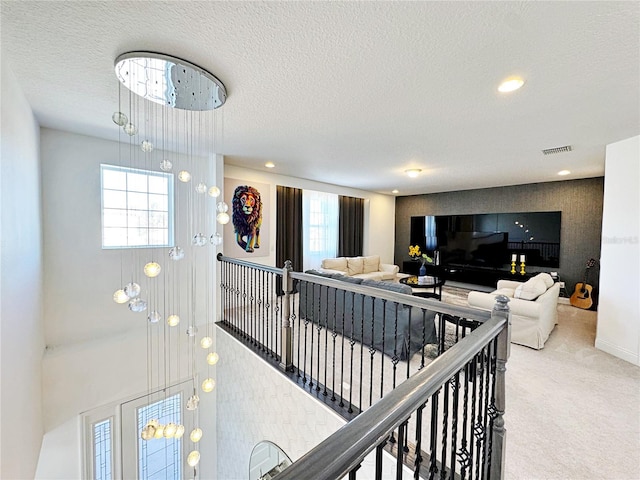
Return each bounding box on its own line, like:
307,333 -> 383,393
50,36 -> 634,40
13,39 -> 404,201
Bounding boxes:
101,164 -> 175,249
83,404 -> 121,480
302,190 -> 339,271
83,380 -> 193,480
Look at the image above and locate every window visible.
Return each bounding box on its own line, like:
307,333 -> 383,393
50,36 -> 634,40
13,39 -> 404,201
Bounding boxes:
92,418 -> 114,480
302,190 -> 338,271
135,394 -> 182,479
84,407 -> 119,480
84,382 -> 192,479
101,164 -> 174,248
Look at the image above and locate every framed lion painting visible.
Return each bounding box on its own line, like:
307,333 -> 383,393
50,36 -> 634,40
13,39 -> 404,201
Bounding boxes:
223,178 -> 270,258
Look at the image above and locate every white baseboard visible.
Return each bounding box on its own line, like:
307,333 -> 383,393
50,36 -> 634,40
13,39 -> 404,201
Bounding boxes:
558,297 -> 570,305
595,338 -> 640,366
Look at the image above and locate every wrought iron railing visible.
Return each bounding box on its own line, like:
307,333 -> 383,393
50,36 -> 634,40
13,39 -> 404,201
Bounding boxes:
217,254 -> 510,479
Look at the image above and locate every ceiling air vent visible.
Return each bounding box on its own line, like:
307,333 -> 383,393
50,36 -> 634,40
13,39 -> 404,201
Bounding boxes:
542,145 -> 572,155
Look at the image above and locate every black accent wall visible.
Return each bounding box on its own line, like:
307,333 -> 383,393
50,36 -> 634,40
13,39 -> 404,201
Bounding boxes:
394,178 -> 604,299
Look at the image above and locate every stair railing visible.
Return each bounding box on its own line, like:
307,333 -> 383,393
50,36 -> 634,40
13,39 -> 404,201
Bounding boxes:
217,254 -> 510,478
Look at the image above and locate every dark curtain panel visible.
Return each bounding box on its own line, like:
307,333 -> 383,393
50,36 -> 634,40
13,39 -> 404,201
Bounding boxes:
276,185 -> 303,271
338,195 -> 364,257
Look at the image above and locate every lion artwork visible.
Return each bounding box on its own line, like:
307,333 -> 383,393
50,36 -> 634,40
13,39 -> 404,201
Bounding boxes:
232,185 -> 262,253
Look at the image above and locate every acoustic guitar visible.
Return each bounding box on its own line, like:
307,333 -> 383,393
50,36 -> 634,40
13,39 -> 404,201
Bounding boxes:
570,258 -> 597,309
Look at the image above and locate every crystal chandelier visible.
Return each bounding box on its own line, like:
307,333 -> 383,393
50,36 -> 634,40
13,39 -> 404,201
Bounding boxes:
110,51 -> 227,478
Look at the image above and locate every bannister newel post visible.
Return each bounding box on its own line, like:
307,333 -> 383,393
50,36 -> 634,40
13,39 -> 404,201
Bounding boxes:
280,260 -> 294,371
490,295 -> 510,480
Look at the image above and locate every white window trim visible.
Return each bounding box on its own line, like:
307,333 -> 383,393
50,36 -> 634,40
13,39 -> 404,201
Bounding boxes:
100,163 -> 175,249
82,379 -> 193,480
83,404 -> 121,480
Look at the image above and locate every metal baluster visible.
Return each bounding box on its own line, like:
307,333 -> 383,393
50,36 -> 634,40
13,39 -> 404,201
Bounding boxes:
420,309 -> 426,369
407,307 -> 412,379
369,296 -> 376,406
287,285 -> 296,365
243,265 -> 249,340
389,303 -> 399,445
359,294 -> 365,412
331,291 -> 338,402
397,420 -> 407,480
438,312 -> 445,355
348,464 -> 361,480
375,439 -> 387,480
348,291 -> 356,413
296,282 -> 303,379
457,359 -> 471,480
474,350 -> 485,478
379,299 -> 387,400
392,303 -> 399,391
429,389 -> 440,480
414,402 -> 425,479
469,357 -> 477,480
339,289 -> 346,408
252,268 -> 258,347
302,284 -> 310,385
450,371 -> 461,480
315,285 -> 324,391
323,287 -> 330,397
440,379 -> 449,480
309,283 -> 318,389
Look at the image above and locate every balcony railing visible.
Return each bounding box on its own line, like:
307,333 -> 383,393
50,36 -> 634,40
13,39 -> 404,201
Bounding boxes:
217,254 -> 510,479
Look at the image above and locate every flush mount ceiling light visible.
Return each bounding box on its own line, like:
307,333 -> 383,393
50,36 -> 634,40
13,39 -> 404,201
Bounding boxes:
558,170 -> 571,176
265,162 -> 275,169
405,169 -> 422,178
498,76 -> 525,93
392,189 -> 399,194
114,51 -> 227,111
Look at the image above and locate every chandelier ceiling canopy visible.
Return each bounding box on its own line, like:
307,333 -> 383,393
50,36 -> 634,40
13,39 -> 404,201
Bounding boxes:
114,51 -> 227,111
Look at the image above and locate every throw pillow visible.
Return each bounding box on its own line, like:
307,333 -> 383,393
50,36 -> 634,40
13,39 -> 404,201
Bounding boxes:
535,272 -> 555,289
347,257 -> 364,275
514,277 -> 547,301
362,255 -> 380,274
322,257 -> 347,272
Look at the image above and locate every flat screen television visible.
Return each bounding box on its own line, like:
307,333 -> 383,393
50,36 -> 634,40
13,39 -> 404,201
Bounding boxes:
410,212 -> 561,268
441,231 -> 508,268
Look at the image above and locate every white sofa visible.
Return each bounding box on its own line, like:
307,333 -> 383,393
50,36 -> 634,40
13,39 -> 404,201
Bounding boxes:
319,255 -> 399,281
467,272 -> 560,349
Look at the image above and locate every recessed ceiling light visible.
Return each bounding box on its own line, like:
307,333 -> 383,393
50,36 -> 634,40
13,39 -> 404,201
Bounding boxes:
405,169 -> 422,178
558,170 -> 571,176
264,162 -> 275,168
498,76 -> 525,93
392,189 -> 399,194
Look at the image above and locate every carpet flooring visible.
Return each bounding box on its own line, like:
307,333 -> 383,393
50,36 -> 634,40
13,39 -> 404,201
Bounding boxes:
424,285 -> 640,479
502,303 -> 640,479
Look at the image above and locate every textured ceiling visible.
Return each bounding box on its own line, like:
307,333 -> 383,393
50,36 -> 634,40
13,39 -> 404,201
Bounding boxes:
2,1 -> 639,195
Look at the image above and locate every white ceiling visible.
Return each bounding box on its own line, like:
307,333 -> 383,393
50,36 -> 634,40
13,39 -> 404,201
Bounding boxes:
2,1 -> 639,195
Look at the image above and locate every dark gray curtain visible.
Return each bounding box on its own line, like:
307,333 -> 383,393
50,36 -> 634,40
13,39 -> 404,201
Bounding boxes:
338,195 -> 364,257
276,185 -> 303,271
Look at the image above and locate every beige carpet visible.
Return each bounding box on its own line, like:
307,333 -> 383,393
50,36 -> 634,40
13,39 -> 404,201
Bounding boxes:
504,304 -> 640,479
361,286 -> 640,480
438,285 -> 640,479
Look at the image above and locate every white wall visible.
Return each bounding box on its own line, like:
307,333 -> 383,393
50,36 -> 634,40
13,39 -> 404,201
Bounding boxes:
0,59 -> 45,479
596,135 -> 640,365
223,165 -> 396,267
37,129 -> 221,477
216,329 -> 411,480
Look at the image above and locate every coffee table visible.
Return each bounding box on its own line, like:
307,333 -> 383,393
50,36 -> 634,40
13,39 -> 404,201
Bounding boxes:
399,275 -> 445,300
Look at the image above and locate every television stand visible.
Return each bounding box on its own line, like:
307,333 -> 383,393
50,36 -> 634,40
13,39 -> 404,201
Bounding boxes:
402,261 -> 536,287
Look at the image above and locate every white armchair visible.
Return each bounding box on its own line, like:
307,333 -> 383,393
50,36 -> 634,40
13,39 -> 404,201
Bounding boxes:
467,273 -> 560,349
